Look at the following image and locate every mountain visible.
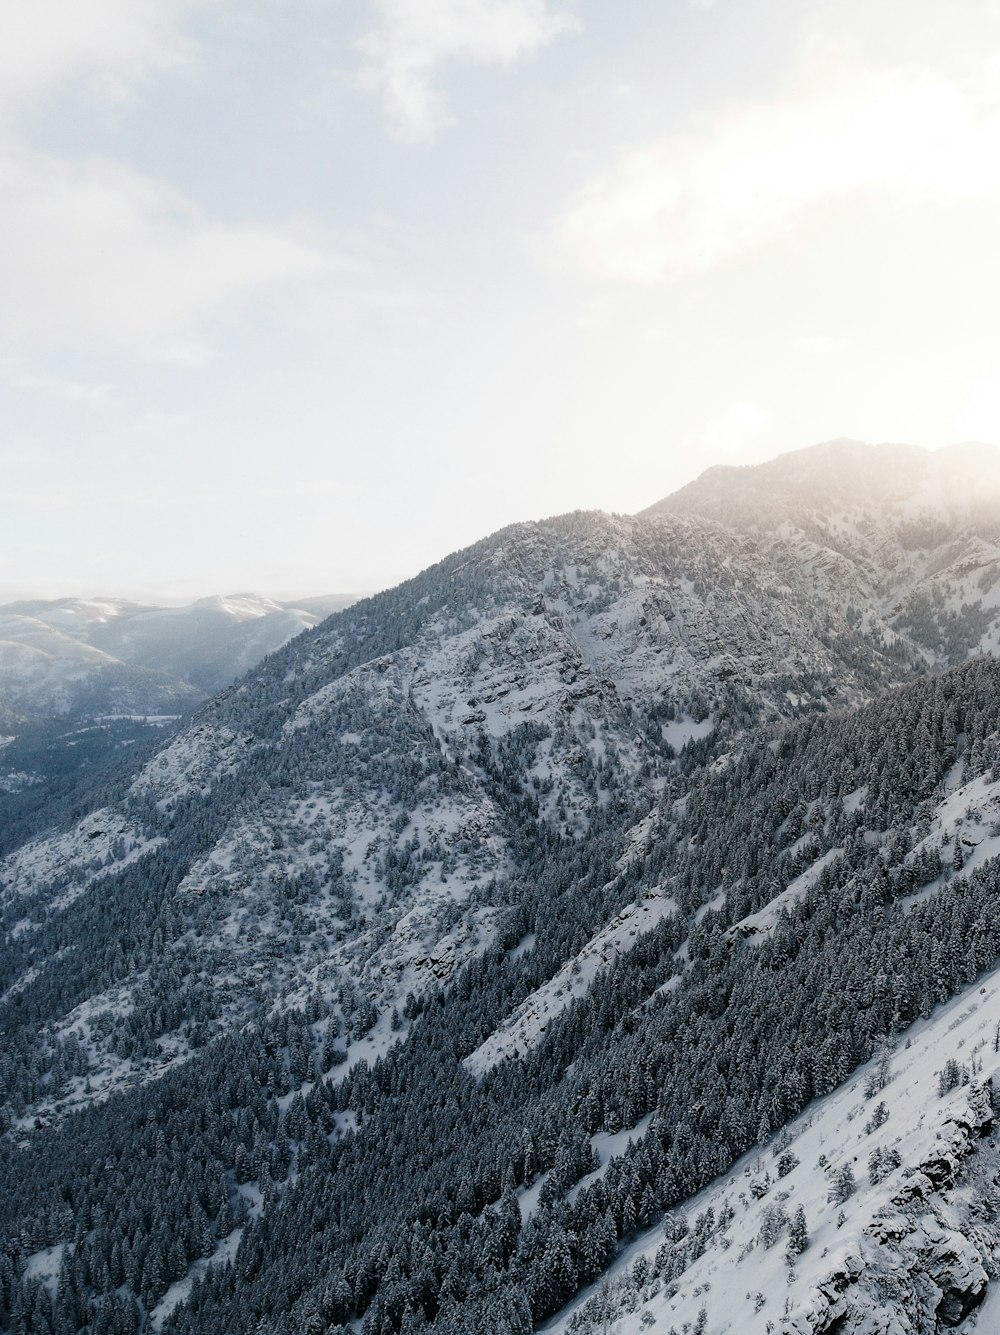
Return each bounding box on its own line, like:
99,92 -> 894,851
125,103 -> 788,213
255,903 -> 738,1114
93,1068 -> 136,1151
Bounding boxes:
0,593 -> 362,859
0,605 -> 200,727
0,593 -> 361,727
649,438 -> 1000,530
4,441 -> 1000,1335
649,438 -> 1000,670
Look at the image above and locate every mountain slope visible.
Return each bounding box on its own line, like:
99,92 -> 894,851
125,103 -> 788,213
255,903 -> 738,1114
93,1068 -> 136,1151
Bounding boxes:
7,443 -> 1000,1335
0,608 -> 200,725
648,439 -> 1000,531
649,439 -> 1000,670
547,968 -> 1000,1335
0,503 -> 926,1124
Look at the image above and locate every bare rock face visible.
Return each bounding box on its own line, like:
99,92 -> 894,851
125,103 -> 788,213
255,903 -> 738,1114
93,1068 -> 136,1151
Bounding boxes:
927,1226 -> 987,1326
785,1253 -> 865,1334
784,1085 -> 996,1335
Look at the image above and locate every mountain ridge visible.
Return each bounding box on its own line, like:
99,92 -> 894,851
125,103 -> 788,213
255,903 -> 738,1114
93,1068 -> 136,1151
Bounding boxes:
0,591 -> 362,724
7,440 -> 1000,1335
644,438 -> 1000,527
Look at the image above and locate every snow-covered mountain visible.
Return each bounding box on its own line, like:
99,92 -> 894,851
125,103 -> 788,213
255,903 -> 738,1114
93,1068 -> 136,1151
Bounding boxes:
0,495 -> 930,1120
0,592 -> 360,726
7,441 -> 1000,1335
651,439 -> 1000,669
0,592 -> 363,867
651,438 -> 1000,532
543,726 -> 1000,1335
0,605 -> 198,726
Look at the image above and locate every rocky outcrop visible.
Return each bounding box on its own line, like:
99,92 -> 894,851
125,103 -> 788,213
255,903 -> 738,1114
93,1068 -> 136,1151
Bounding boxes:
784,1085 -> 996,1334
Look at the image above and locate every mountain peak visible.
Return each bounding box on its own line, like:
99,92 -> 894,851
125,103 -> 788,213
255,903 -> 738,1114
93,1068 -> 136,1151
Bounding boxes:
645,438 -> 1000,531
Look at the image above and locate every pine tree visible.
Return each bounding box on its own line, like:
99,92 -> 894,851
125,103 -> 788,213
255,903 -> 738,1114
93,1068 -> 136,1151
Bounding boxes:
786,1206 -> 808,1256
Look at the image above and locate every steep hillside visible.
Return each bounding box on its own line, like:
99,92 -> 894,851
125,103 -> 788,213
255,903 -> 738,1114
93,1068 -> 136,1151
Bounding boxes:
547,968 -> 1000,1335
0,593 -> 361,861
7,444 -> 1000,1335
5,653 -> 1000,1335
0,504 -> 922,1128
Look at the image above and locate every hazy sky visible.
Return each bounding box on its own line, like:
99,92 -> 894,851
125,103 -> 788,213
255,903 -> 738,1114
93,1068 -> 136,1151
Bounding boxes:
5,0 -> 1000,602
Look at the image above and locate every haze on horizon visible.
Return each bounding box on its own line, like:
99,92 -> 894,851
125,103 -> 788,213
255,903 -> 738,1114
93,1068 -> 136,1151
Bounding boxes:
5,0 -> 1000,604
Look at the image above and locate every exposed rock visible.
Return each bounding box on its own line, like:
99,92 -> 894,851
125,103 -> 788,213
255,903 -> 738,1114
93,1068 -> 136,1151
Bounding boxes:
784,1087 -> 997,1335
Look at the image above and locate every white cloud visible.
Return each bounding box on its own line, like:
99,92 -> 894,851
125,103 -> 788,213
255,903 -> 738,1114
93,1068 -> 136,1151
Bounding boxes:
355,0 -> 578,141
702,402 -> 772,464
0,147 -> 340,355
0,0 -> 205,124
0,2 -> 359,357
792,334 -> 848,358
557,18 -> 1000,283
955,372 -> 1000,446
0,356 -> 120,408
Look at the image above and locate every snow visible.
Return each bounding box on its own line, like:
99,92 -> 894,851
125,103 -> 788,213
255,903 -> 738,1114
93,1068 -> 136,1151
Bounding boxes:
326,1009 -> 407,1082
545,964 -> 1000,1335
567,1115 -> 655,1207
510,932 -> 537,960
694,892 -> 726,923
22,1243 -> 67,1294
130,723 -> 253,808
842,786 -> 867,816
901,771 -> 1000,910
517,1175 -> 547,1221
93,713 -> 181,724
616,812 -> 660,872
465,890 -> 679,1076
728,849 -> 843,943
967,1275 -> 1000,1330
150,1229 -> 244,1329
662,716 -> 715,750
0,807 -> 163,918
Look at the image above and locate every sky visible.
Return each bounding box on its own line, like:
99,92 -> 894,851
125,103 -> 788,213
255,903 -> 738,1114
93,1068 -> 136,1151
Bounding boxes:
5,0 -> 1000,602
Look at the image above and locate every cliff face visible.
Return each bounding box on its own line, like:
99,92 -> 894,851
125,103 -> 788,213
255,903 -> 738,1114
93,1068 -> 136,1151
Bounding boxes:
787,1085 -> 995,1335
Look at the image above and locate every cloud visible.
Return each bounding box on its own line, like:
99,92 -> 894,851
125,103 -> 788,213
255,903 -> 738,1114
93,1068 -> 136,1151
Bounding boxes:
557,17 -> 1000,283
355,0 -> 578,141
955,372 -> 1000,446
792,334 -> 848,358
0,0 -> 205,125
702,402 -> 772,463
0,147 -> 341,355
0,3 -> 360,357
0,356 -> 120,408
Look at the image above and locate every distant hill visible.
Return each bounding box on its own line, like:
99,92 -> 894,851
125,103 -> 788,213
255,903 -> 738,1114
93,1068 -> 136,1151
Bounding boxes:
0,591 -> 361,727
645,438 -> 1000,530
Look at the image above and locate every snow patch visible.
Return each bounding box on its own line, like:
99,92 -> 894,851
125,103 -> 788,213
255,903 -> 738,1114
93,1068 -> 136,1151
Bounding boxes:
465,891 -> 679,1076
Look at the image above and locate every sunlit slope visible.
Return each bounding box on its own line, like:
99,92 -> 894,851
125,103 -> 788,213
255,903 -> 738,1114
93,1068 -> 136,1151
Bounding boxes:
650,440 -> 1000,668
